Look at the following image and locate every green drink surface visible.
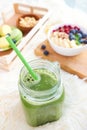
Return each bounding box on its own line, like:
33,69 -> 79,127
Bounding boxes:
23,69 -> 58,91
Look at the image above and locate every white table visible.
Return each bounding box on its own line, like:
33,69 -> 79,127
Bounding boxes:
0,1 -> 87,130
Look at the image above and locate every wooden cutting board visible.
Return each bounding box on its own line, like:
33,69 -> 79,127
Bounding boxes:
35,40 -> 87,78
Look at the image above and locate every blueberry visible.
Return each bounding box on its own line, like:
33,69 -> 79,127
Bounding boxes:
78,30 -> 83,34
43,50 -> 49,56
75,29 -> 79,34
82,33 -> 87,38
69,33 -> 75,40
79,39 -> 84,43
70,29 -> 76,34
77,33 -> 83,39
79,39 -> 87,44
83,40 -> 87,44
41,44 -> 46,49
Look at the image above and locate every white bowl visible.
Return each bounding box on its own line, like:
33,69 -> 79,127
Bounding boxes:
47,23 -> 87,56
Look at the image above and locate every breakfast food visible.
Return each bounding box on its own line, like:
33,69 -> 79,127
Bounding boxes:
10,27 -> 23,43
19,16 -> 38,28
41,44 -> 46,50
17,14 -> 39,34
50,24 -> 87,48
0,24 -> 12,36
41,44 -> 50,56
0,24 -> 23,50
43,50 -> 49,56
0,37 -> 10,48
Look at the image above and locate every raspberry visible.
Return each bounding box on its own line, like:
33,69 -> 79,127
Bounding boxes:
68,25 -> 72,30
63,25 -> 67,29
74,26 -> 80,31
58,27 -> 64,32
64,29 -> 69,34
52,29 -> 58,32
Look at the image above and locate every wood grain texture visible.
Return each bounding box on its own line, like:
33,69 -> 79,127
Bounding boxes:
35,40 -> 87,78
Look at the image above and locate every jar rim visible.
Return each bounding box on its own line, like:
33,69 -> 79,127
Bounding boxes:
19,59 -> 61,101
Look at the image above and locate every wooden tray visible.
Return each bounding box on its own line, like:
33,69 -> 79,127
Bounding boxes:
35,40 -> 87,78
0,3 -> 50,70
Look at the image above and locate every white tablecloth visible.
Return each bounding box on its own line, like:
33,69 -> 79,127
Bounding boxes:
0,0 -> 87,130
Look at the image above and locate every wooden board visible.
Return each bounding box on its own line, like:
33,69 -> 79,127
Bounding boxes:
35,40 -> 87,78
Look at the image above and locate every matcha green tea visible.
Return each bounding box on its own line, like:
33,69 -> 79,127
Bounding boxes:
18,59 -> 64,127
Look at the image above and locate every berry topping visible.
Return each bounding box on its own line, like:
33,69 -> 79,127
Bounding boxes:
82,33 -> 87,38
83,40 -> 87,44
79,39 -> 87,44
74,26 -> 80,31
43,50 -> 49,56
64,29 -> 70,34
78,30 -> 83,34
77,32 -> 83,39
63,25 -> 67,29
79,39 -> 85,43
41,44 -> 46,49
58,27 -> 64,32
51,24 -> 87,47
69,33 -> 75,40
68,25 -> 72,29
70,29 -> 77,34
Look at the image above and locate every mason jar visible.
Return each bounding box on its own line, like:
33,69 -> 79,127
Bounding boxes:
18,59 -> 64,127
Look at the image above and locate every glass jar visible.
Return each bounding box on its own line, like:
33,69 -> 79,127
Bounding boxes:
18,59 -> 64,127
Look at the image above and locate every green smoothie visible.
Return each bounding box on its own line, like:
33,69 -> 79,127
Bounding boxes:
19,68 -> 64,127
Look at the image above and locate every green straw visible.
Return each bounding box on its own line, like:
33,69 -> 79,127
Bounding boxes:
6,36 -> 38,80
